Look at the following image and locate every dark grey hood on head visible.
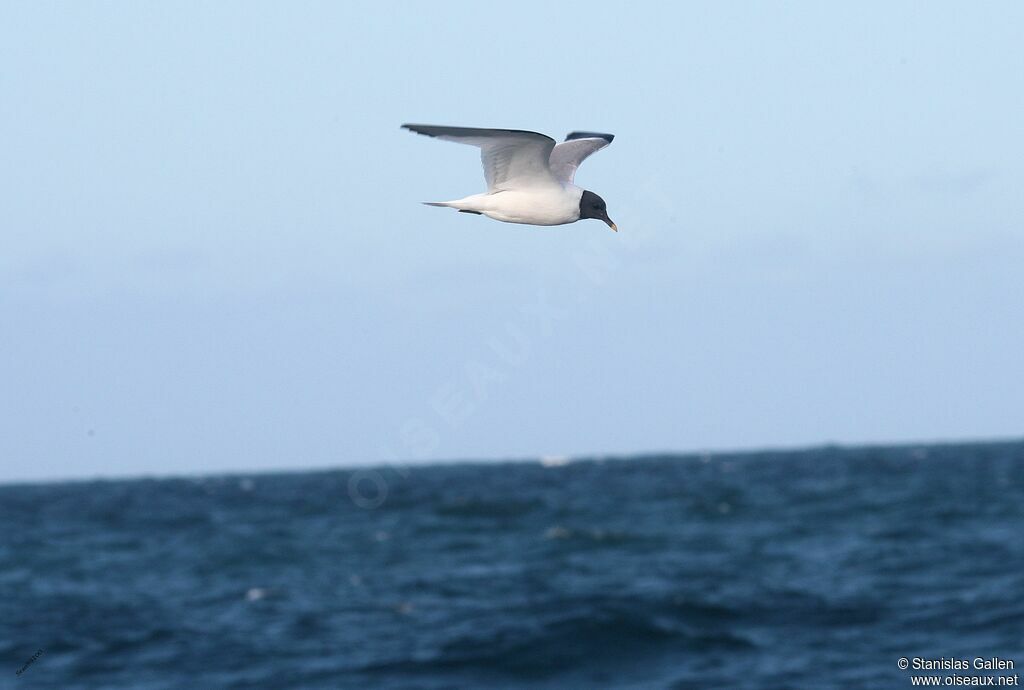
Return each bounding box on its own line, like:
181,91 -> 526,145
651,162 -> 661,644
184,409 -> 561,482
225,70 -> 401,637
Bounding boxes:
578,190 -> 617,231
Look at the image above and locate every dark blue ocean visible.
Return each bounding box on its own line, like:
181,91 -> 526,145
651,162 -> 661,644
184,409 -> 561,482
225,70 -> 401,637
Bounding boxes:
2,441 -> 1022,689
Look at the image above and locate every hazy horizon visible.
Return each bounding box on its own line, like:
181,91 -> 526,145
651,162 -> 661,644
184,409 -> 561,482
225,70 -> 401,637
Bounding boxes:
4,434 -> 1022,487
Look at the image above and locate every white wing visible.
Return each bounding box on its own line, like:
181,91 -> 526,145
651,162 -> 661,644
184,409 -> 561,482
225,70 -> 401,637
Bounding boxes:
548,132 -> 614,184
403,124 -> 558,191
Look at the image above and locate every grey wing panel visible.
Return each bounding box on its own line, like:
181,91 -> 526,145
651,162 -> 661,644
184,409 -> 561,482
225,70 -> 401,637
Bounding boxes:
403,124 -> 558,190
403,124 -> 555,142
548,135 -> 614,184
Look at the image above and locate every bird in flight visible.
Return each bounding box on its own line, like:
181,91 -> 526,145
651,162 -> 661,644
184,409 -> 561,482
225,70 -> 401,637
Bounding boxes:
402,124 -> 617,231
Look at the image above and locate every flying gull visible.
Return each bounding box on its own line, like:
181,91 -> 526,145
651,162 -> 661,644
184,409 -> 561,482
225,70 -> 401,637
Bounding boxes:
402,124 -> 617,231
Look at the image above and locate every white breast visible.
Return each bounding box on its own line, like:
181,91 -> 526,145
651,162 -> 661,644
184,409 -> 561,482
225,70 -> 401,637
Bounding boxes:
479,185 -> 584,226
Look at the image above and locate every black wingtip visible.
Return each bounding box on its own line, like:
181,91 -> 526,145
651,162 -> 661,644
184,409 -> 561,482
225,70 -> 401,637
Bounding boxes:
402,123 -> 437,137
565,131 -> 614,143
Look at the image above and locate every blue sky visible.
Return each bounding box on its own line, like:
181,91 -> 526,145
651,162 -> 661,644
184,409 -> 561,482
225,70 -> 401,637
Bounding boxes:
2,2 -> 1022,482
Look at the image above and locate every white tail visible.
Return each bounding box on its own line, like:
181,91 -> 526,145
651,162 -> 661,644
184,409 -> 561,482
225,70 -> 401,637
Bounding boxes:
420,194 -> 489,214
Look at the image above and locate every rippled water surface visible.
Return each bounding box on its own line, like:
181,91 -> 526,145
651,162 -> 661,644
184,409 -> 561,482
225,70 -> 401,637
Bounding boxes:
2,441 -> 1022,688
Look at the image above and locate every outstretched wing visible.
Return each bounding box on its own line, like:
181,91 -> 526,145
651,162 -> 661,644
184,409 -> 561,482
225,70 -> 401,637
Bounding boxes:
548,132 -> 615,184
402,124 -> 558,191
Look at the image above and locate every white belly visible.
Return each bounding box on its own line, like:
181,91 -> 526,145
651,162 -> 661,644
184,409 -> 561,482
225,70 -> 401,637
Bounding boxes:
471,185 -> 583,226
